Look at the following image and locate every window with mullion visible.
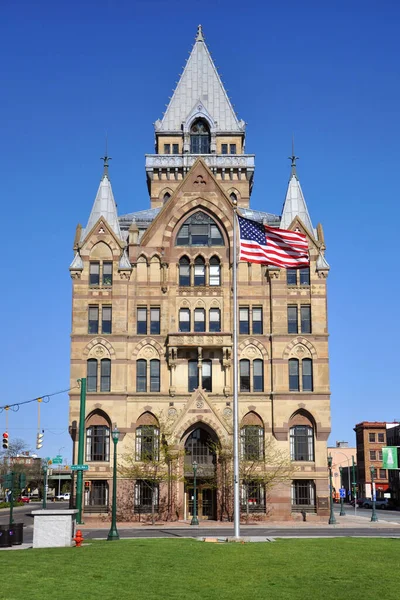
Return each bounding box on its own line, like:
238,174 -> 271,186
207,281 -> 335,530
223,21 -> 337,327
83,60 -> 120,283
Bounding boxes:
102,306 -> 112,334
150,308 -> 160,335
150,359 -> 160,392
240,359 -> 250,392
241,426 -> 264,460
209,308 -> 221,332
202,360 -> 212,392
100,359 -> 111,392
209,257 -> 221,286
136,360 -> 147,392
287,306 -> 298,334
89,262 -> 100,286
194,308 -> 205,332
253,360 -> 264,392
300,305 -> 311,334
291,480 -> 316,509
137,308 -> 147,335
136,426 -> 160,461
289,359 -> 300,391
299,268 -> 310,286
188,360 -> 199,392
287,269 -> 297,286
290,426 -> 314,461
179,308 -> 191,332
179,257 -> 190,285
239,308 -> 249,334
241,481 -> 265,512
134,480 -> 159,513
88,306 -> 99,334
86,425 -> 110,462
252,307 -> 263,334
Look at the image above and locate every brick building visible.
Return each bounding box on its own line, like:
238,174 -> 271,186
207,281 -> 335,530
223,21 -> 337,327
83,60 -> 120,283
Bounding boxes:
354,422 -> 389,499
69,26 -> 332,521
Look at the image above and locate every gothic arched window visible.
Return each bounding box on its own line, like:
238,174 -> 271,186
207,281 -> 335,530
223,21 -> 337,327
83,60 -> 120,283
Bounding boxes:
190,119 -> 210,154
176,213 -> 224,247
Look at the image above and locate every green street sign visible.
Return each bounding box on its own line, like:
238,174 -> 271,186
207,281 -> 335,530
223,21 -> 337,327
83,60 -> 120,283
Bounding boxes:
52,458 -> 63,464
71,464 -> 89,471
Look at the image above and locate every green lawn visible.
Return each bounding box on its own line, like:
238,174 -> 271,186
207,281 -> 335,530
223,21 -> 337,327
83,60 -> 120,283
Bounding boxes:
1,538 -> 399,600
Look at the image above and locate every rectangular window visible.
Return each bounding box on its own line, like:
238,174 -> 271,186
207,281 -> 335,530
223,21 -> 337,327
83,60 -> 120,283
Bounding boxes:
86,426 -> 110,462
179,308 -> 191,332
134,480 -> 159,513
137,308 -> 147,335
89,262 -> 100,286
202,360 -> 212,392
378,450 -> 383,461
150,360 -> 160,393
177,226 -> 190,247
379,469 -> 386,479
287,306 -> 298,334
164,144 -> 170,154
191,225 -> 208,246
291,480 -> 316,510
230,144 -> 237,154
252,307 -> 263,334
100,359 -> 111,392
253,360 -> 264,392
188,360 -> 199,392
194,309 -> 205,332
88,306 -> 99,334
287,269 -> 297,286
209,308 -> 221,332
239,308 -> 249,334
300,305 -> 311,334
150,308 -> 160,335
240,360 -> 250,393
241,426 -> 263,460
221,143 -> 228,154
378,433 -> 385,443
369,433 -> 376,443
370,450 -> 376,460
87,360 -> 97,392
102,306 -> 112,334
103,262 -> 113,286
172,144 -> 179,154
136,360 -> 147,392
299,268 -> 310,286
241,481 -> 265,512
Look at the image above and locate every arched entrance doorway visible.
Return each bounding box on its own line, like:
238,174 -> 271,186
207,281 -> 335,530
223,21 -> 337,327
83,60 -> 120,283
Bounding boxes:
183,425 -> 218,520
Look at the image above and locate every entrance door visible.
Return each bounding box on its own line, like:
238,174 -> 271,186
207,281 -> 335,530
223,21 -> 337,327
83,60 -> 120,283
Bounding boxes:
187,485 -> 216,520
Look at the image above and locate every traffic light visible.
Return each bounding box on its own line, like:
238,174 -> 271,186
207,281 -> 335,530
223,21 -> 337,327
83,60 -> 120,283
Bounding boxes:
36,432 -> 44,449
19,473 -> 26,489
2,432 -> 8,450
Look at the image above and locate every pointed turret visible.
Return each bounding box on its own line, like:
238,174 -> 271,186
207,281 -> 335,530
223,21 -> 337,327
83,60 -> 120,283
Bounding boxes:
156,25 -> 244,133
280,151 -> 315,236
81,155 -> 121,242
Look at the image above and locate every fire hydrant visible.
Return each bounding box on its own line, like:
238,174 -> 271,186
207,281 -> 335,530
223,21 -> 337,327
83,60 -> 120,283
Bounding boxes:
74,529 -> 84,547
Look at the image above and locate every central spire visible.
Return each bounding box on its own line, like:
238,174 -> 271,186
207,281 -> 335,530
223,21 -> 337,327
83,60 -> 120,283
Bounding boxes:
196,24 -> 204,41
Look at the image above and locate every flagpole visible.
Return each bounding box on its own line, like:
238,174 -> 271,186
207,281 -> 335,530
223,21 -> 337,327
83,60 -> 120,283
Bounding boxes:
232,200 -> 240,539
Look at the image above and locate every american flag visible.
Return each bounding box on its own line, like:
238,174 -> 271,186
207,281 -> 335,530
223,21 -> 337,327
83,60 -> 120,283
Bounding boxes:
238,215 -> 309,268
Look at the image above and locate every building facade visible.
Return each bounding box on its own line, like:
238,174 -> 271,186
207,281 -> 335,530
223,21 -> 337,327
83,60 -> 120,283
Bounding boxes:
69,26 -> 331,520
327,442 -> 356,501
354,421 -> 390,499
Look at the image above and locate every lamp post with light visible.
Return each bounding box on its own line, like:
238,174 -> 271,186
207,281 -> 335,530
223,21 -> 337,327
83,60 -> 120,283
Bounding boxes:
190,461 -> 199,526
339,466 -> 346,516
328,455 -> 337,525
370,465 -> 378,523
107,427 -> 121,540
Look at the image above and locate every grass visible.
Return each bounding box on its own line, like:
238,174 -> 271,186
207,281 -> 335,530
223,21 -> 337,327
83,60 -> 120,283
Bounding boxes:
1,538 -> 399,600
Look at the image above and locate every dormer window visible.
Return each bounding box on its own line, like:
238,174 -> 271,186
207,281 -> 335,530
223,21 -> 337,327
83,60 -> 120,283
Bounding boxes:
190,119 -> 210,154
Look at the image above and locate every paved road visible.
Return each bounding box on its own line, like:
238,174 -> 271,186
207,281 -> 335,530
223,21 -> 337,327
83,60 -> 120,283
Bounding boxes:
334,504 -> 400,523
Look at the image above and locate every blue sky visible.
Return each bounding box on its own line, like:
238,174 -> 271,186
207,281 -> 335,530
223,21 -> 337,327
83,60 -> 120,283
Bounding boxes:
2,0 -> 399,461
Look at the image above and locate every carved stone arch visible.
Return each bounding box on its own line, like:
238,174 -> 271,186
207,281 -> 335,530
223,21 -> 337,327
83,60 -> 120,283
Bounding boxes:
283,337 -> 318,360
289,408 -> 316,430
183,105 -> 217,134
194,251 -> 207,262
164,202 -> 233,250
209,252 -> 224,263
150,254 -> 161,263
83,337 -> 116,358
159,187 -> 174,201
240,344 -> 263,360
194,298 -> 206,309
210,299 -> 222,309
136,411 -> 159,427
227,187 -> 241,202
174,416 -> 227,445
238,338 -> 269,359
177,253 -> 192,264
85,408 -> 111,428
137,254 -> 149,264
180,299 -> 191,308
241,411 -> 264,427
132,338 -> 164,360
86,238 -> 120,258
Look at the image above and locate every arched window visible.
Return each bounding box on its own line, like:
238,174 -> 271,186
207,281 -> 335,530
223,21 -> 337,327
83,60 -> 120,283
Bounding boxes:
136,359 -> 147,392
176,213 -> 224,247
209,308 -> 221,332
190,119 -> 210,154
253,359 -> 264,392
290,426 -> 314,461
100,359 -> 111,392
179,308 -> 191,332
240,360 -> 250,392
209,257 -> 221,286
194,257 -> 205,286
302,358 -> 313,391
136,414 -> 160,462
241,425 -> 264,460
86,425 -> 110,461
87,359 -> 98,392
179,257 -> 190,286
289,358 -> 299,391
230,192 -> 237,203
194,308 -> 205,332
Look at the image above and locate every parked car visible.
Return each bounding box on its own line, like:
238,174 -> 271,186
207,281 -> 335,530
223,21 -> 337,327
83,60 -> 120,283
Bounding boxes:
56,493 -> 70,501
17,496 -> 30,504
350,497 -> 368,507
362,498 -> 390,509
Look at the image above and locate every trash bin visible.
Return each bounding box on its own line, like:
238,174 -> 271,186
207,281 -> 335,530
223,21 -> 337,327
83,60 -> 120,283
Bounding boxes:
10,523 -> 24,546
0,525 -> 12,548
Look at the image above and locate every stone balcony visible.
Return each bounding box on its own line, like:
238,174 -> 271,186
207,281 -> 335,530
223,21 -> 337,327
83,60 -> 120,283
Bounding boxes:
145,153 -> 254,170
167,332 -> 232,348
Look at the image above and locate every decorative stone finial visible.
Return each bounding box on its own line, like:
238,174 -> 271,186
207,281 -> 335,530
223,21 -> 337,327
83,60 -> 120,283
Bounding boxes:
196,24 -> 204,41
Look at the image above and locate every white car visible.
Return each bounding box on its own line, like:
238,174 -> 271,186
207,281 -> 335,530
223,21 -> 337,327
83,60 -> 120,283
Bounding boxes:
56,493 -> 70,501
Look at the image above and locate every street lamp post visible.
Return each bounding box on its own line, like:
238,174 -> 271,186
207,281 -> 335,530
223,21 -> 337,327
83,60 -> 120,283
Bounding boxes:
58,446 -> 65,497
339,466 -> 346,516
190,461 -> 199,526
328,455 -> 337,525
370,466 -> 378,523
107,427 -> 120,541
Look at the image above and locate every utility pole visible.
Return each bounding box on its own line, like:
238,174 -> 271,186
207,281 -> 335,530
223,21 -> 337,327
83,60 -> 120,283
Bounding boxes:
352,456 -> 357,516
75,378 -> 86,524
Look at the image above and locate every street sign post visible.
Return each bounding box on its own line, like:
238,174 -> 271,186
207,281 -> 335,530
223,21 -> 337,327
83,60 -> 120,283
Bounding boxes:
71,465 -> 89,471
339,488 -> 346,499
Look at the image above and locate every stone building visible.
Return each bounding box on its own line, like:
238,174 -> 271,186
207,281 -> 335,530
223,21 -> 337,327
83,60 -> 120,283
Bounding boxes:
69,26 -> 331,520
354,421 -> 390,499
